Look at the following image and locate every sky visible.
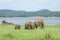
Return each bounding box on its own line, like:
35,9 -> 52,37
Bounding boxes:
0,0 -> 60,12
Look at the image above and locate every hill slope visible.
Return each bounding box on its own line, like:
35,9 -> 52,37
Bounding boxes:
0,9 -> 60,17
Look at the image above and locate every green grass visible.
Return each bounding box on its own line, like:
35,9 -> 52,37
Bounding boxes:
0,24 -> 60,40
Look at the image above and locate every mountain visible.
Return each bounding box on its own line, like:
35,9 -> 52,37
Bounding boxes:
37,9 -> 51,13
0,9 -> 60,17
0,9 -> 16,13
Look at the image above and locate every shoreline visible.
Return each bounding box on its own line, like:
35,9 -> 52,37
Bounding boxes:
0,16 -> 60,18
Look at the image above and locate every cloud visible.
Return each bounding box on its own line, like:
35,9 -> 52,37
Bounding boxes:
0,0 -> 60,11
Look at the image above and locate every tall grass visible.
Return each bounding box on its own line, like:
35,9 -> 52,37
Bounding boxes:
0,24 -> 60,40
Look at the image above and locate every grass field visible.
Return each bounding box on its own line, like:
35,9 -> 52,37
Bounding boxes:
0,24 -> 60,40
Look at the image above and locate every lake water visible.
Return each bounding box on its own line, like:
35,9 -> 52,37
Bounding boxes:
0,17 -> 60,25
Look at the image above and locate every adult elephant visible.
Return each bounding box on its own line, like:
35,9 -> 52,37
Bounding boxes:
2,20 -> 7,24
25,21 -> 36,29
14,24 -> 21,30
7,22 -> 14,25
2,20 -> 14,25
34,19 -> 45,29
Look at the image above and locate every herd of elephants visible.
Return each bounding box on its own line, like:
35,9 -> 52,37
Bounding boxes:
2,19 -> 45,30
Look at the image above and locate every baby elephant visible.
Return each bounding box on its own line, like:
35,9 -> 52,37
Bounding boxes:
14,24 -> 21,30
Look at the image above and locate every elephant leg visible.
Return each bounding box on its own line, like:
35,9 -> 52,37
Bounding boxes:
30,26 -> 32,29
25,25 -> 28,29
34,23 -> 37,29
18,27 -> 20,29
41,24 -> 44,29
35,26 -> 37,29
25,26 -> 28,29
15,27 -> 16,29
34,24 -> 37,29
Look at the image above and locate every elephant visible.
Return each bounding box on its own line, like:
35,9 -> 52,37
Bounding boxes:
2,20 -> 14,25
34,19 -> 45,29
2,20 -> 7,24
25,21 -> 36,29
7,22 -> 14,25
14,24 -> 21,30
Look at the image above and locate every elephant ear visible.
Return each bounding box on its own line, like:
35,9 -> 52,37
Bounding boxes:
34,21 -> 39,25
